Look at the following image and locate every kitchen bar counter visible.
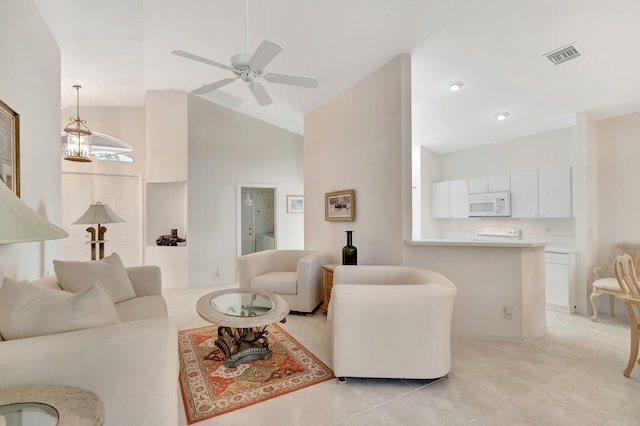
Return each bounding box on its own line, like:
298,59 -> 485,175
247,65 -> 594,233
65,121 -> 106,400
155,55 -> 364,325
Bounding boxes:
404,240 -> 548,342
407,238 -> 550,248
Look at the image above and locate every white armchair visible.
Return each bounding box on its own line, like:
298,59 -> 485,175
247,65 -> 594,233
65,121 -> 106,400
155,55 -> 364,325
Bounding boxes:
328,265 -> 457,380
237,250 -> 324,314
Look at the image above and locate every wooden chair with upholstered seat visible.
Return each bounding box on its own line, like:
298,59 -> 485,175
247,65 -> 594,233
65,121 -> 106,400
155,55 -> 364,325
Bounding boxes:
591,243 -> 640,321
613,254 -> 640,377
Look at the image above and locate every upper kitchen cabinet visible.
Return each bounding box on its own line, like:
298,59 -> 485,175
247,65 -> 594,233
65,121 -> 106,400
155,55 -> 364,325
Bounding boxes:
510,170 -> 539,218
468,174 -> 510,193
431,179 -> 468,218
539,167 -> 572,218
511,167 -> 572,218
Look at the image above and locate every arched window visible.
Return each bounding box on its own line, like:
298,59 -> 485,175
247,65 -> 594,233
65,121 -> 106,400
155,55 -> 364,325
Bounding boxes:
61,132 -> 134,162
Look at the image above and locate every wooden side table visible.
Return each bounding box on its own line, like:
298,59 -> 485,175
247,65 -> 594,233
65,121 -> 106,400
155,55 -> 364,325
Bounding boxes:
321,264 -> 338,314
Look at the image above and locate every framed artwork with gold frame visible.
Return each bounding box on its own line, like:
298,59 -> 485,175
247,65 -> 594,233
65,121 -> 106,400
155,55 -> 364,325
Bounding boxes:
325,189 -> 355,222
0,99 -> 20,197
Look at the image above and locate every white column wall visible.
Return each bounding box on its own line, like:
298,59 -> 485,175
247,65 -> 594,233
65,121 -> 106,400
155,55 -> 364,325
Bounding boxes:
304,55 -> 411,265
0,0 -> 62,281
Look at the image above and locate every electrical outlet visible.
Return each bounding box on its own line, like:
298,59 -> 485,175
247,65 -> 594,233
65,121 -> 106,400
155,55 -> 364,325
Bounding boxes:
504,306 -> 513,320
215,269 -> 221,277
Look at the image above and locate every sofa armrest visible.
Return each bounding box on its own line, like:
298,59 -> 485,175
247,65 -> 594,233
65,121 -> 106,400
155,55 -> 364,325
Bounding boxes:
126,265 -> 162,296
0,318 -> 178,426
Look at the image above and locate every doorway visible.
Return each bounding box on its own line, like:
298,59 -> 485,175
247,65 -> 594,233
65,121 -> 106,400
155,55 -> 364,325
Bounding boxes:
238,184 -> 277,256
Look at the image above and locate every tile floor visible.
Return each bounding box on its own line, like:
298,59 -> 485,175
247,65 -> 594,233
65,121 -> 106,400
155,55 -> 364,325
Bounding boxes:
165,286 -> 640,425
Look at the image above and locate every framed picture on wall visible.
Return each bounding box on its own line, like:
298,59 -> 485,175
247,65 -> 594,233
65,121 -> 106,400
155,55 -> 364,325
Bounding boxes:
287,195 -> 304,213
325,189 -> 355,222
0,99 -> 19,197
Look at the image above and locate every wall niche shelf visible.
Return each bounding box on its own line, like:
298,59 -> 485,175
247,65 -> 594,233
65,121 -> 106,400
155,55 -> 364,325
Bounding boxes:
145,182 -> 188,289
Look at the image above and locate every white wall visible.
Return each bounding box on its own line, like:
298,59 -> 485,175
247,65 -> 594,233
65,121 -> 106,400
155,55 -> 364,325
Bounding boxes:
304,55 -> 411,265
145,91 -> 187,183
571,112 -> 599,316
592,110 -> 640,316
422,126 -> 576,239
0,0 -> 63,281
596,111 -> 640,257
188,95 -> 304,287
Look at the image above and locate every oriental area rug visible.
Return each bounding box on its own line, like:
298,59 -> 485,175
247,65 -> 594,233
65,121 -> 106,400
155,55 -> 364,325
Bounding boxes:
178,324 -> 334,424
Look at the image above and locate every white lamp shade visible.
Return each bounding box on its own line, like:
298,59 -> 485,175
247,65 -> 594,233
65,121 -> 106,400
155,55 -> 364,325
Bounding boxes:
0,183 -> 69,244
72,202 -> 124,225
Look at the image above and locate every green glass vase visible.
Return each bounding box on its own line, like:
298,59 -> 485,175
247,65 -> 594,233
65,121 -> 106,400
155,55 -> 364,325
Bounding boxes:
342,230 -> 357,265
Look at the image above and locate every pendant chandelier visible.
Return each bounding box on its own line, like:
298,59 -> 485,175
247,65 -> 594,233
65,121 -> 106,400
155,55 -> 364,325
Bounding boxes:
64,84 -> 92,162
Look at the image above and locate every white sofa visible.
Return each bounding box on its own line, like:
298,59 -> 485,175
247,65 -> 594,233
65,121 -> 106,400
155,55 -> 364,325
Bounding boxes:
328,265 -> 457,380
0,265 -> 178,426
238,249 -> 324,314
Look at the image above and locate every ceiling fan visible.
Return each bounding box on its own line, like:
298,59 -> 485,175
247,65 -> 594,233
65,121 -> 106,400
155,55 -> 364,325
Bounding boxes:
172,40 -> 318,107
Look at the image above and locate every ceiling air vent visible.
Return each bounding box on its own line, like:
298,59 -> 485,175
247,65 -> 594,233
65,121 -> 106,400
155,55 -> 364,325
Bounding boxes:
546,45 -> 581,65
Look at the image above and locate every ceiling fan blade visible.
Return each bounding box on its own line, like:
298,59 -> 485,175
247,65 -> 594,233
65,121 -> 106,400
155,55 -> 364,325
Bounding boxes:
249,82 -> 273,106
191,77 -> 239,95
248,41 -> 283,69
172,50 -> 236,73
263,73 -> 319,88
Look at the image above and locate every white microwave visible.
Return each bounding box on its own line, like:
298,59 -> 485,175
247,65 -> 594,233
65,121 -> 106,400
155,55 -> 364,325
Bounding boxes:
468,192 -> 511,217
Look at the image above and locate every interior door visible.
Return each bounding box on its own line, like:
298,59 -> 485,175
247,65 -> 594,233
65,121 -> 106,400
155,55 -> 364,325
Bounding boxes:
241,191 -> 255,255
61,173 -> 142,264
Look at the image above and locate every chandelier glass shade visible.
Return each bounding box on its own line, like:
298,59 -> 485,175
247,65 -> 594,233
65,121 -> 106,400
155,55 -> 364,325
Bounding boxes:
64,85 -> 92,162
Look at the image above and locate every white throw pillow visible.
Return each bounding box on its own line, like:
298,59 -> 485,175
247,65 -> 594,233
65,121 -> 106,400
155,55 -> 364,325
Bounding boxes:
53,252 -> 136,303
0,278 -> 119,340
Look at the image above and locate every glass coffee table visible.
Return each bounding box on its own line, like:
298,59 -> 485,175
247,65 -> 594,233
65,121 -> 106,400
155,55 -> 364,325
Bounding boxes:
196,288 -> 289,367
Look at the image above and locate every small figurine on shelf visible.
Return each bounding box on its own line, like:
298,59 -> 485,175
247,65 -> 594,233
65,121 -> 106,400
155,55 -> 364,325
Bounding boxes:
156,228 -> 186,246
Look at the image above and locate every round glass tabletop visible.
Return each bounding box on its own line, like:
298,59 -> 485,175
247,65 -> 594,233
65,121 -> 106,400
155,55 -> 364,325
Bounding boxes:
0,402 -> 58,426
210,291 -> 274,317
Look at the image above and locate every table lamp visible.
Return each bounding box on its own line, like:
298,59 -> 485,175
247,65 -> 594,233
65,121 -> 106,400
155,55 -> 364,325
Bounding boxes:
0,182 -> 68,244
73,201 -> 124,260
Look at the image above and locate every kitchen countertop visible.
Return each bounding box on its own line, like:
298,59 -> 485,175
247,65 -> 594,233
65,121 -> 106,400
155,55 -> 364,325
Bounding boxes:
406,238 -> 550,248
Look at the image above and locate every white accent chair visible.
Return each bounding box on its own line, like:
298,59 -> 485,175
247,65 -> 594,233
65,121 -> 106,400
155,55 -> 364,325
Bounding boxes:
237,250 -> 324,314
328,265 -> 457,381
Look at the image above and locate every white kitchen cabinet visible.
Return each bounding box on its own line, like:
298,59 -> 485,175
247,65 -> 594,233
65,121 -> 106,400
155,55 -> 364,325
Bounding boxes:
539,167 -> 572,218
431,179 -> 468,218
510,170 -> 539,218
545,251 -> 575,313
431,181 -> 450,218
450,179 -> 469,218
468,174 -> 510,193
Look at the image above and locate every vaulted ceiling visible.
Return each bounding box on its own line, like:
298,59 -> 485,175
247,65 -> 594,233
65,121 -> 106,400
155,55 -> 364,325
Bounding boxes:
34,0 -> 640,153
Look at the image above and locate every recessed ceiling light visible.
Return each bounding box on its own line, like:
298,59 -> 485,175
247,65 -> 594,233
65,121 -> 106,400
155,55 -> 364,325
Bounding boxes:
495,112 -> 510,121
448,81 -> 464,92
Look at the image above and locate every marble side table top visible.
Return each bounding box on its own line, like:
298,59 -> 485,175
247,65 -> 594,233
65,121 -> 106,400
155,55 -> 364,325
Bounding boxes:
0,385 -> 104,426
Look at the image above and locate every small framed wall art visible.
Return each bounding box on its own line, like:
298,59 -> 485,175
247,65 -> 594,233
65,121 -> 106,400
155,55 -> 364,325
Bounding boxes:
287,195 -> 304,213
325,189 -> 355,222
0,99 -> 19,196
